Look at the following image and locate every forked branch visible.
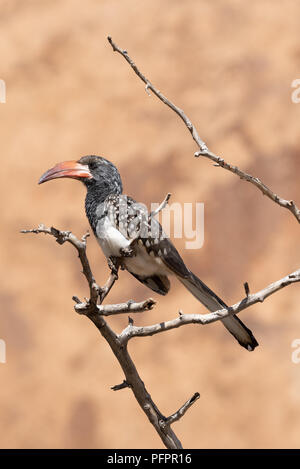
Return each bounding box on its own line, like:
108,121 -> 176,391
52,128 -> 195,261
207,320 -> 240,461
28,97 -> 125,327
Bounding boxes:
119,269 -> 300,344
22,225 -> 300,447
22,225 -> 196,449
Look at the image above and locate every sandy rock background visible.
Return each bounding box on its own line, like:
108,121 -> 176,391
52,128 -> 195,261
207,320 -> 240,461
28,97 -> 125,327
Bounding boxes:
0,0 -> 300,448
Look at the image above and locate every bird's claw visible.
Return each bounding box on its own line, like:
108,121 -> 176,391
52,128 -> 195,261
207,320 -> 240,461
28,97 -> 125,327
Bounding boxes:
120,246 -> 134,257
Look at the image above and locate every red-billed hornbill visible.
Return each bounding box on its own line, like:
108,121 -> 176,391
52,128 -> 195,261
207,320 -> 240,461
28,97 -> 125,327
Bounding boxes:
39,155 -> 258,351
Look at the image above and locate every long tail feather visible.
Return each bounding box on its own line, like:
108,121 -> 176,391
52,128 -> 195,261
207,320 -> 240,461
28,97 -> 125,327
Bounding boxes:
179,271 -> 258,351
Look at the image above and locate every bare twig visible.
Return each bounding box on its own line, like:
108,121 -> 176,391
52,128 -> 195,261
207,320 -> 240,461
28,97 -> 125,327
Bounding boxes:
99,270 -> 119,303
165,392 -> 200,426
111,380 -> 131,391
22,224 -> 299,447
119,269 -> 300,343
22,226 -> 186,449
107,36 -> 208,153
244,282 -> 250,297
107,36 -> 300,223
150,193 -> 171,218
195,150 -> 300,222
75,298 -> 156,316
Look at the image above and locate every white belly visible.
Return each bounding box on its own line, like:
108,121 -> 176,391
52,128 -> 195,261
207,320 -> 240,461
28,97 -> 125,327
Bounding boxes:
96,218 -> 169,277
96,217 -> 131,257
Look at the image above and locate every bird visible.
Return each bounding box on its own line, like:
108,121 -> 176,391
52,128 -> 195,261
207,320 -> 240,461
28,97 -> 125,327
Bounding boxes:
39,155 -> 258,351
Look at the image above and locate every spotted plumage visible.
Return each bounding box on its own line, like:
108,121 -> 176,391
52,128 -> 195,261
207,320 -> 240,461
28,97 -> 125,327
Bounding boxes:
39,155 -> 258,351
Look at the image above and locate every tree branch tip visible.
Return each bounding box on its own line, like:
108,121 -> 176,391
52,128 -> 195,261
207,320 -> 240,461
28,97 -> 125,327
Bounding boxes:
166,391 -> 200,426
107,36 -> 124,54
190,391 -> 200,402
244,282 -> 250,297
20,226 -> 46,234
111,380 -> 131,391
72,296 -> 81,304
150,192 -> 172,218
145,298 -> 156,310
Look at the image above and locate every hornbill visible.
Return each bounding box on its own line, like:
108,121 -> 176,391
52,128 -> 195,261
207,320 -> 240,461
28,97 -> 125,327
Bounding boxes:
39,155 -> 258,351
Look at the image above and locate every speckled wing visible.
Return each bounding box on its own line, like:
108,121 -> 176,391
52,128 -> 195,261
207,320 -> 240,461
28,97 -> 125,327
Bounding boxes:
103,194 -> 258,351
104,194 -> 190,276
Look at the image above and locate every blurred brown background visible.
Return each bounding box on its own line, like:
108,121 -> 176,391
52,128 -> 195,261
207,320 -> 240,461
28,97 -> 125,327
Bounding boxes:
0,0 -> 300,449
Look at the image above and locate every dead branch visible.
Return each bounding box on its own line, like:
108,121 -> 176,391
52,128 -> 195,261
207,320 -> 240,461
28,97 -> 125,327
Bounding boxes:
118,269 -> 300,344
22,225 -> 300,447
165,392 -> 200,426
150,192 -> 172,218
107,36 -> 300,223
22,225 -> 189,449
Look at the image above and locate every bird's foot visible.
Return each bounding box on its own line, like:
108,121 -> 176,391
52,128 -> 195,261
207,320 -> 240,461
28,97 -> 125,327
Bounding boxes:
119,246 -> 134,258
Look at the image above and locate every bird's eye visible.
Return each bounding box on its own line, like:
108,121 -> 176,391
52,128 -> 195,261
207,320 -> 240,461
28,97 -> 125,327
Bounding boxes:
89,162 -> 97,170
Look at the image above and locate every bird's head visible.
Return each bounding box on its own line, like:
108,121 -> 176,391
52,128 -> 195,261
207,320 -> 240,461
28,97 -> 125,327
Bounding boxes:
38,155 -> 123,196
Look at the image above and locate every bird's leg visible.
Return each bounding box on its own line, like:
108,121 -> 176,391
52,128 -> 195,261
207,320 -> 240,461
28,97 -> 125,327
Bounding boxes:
119,237 -> 138,259
108,256 -> 120,276
98,256 -> 120,303
119,246 -> 134,257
